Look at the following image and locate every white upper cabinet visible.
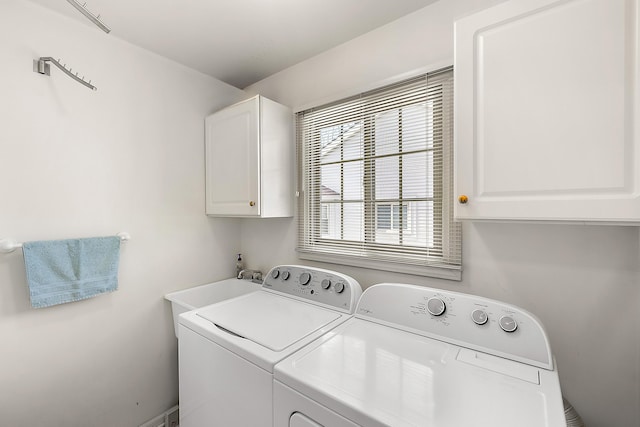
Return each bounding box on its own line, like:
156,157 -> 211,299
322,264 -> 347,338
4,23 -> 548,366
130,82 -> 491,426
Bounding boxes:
205,95 -> 293,217
454,0 -> 640,222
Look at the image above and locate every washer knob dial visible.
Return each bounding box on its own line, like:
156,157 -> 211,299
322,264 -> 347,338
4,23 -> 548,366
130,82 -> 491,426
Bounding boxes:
499,315 -> 518,333
471,309 -> 488,325
271,269 -> 280,279
427,297 -> 446,316
321,279 -> 332,290
299,272 -> 311,285
282,271 -> 290,280
334,282 -> 345,294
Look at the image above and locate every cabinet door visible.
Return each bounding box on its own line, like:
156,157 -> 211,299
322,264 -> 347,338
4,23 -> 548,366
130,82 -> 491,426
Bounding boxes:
206,97 -> 260,216
454,0 -> 640,222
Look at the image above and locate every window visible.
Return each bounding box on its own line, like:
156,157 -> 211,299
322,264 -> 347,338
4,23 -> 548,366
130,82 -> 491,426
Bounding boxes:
296,68 -> 461,280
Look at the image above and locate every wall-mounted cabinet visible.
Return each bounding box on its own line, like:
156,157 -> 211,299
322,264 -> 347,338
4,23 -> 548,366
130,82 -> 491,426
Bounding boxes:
454,0 -> 640,222
205,95 -> 293,217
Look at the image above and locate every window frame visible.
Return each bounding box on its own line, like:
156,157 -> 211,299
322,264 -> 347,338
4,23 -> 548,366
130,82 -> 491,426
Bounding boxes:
296,67 -> 461,281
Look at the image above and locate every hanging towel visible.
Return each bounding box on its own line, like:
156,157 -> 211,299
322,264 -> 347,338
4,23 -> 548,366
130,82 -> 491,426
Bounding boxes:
22,236 -> 120,308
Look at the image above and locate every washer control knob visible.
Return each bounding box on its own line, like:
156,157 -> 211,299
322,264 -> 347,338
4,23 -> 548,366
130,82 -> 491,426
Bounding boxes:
321,279 -> 332,290
471,309 -> 488,325
334,282 -> 345,294
282,271 -> 290,280
427,297 -> 446,316
299,272 -> 311,285
271,269 -> 280,279
499,315 -> 518,333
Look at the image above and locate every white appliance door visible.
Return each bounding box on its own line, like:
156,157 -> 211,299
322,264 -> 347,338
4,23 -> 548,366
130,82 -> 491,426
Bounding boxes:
274,381 -> 360,427
197,291 -> 341,351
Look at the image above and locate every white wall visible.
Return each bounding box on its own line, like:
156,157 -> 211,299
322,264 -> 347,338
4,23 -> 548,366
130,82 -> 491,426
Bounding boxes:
0,1 -> 245,425
244,1 -> 640,426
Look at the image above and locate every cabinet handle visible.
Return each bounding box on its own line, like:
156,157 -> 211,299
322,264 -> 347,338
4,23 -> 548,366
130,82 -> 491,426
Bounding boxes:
458,195 -> 469,204
249,201 -> 255,207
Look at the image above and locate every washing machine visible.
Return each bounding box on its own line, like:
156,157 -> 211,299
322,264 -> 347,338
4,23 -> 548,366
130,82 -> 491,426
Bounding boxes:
274,283 -> 566,427
178,265 -> 362,427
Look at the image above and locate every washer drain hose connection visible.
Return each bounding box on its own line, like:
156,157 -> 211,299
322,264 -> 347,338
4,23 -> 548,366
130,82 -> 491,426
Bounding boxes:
564,398 -> 584,427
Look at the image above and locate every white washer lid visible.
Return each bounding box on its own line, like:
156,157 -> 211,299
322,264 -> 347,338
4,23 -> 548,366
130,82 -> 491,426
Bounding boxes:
196,291 -> 341,352
275,318 -> 565,427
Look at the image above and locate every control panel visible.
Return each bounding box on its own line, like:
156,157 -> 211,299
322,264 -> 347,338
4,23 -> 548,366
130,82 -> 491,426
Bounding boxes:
355,283 -> 553,370
262,265 -> 363,314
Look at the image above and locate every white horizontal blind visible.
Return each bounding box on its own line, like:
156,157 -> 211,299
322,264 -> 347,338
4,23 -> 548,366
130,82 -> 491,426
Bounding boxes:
297,68 -> 461,277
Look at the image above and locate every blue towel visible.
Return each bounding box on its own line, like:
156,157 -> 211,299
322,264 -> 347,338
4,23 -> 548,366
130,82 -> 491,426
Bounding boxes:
22,236 -> 121,308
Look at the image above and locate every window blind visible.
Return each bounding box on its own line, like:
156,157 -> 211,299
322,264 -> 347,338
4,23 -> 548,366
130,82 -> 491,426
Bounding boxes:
296,67 -> 461,279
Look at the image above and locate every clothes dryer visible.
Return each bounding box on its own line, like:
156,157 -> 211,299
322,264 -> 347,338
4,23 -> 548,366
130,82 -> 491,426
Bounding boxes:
178,265 -> 362,427
274,283 -> 566,427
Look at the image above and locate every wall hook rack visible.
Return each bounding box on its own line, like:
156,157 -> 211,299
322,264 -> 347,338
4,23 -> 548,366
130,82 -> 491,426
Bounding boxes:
33,57 -> 97,91
65,0 -> 111,33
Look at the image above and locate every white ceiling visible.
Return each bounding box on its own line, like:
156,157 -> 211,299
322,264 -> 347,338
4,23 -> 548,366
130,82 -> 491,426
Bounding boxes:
27,0 -> 438,88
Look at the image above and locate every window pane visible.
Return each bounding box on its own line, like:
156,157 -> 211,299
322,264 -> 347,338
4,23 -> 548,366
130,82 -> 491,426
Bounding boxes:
320,204 -> 329,236
402,152 -> 433,199
320,202 -> 340,239
320,124 -> 342,147
320,122 -> 362,163
392,204 -> 408,230
375,156 -> 399,200
374,110 -> 399,156
402,103 -> 429,151
320,125 -> 342,164
342,123 -> 363,161
321,164 -> 341,202
343,161 -> 363,200
375,203 -> 397,244
343,202 -> 363,241
403,201 -> 434,248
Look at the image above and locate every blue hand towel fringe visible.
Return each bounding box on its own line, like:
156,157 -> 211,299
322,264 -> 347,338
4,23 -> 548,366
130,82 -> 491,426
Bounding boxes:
22,236 -> 121,308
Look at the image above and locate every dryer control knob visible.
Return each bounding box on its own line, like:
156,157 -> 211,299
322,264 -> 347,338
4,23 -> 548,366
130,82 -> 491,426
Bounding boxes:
471,309 -> 488,325
271,269 -> 280,279
282,271 -> 290,280
334,282 -> 345,294
299,272 -> 311,285
321,279 -> 332,290
499,315 -> 518,333
427,297 -> 446,316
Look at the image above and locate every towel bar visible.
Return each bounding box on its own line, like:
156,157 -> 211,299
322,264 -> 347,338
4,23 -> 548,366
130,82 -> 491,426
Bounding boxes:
0,232 -> 131,254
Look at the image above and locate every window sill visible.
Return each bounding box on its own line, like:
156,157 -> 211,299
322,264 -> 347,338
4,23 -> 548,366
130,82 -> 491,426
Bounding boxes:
297,250 -> 462,281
